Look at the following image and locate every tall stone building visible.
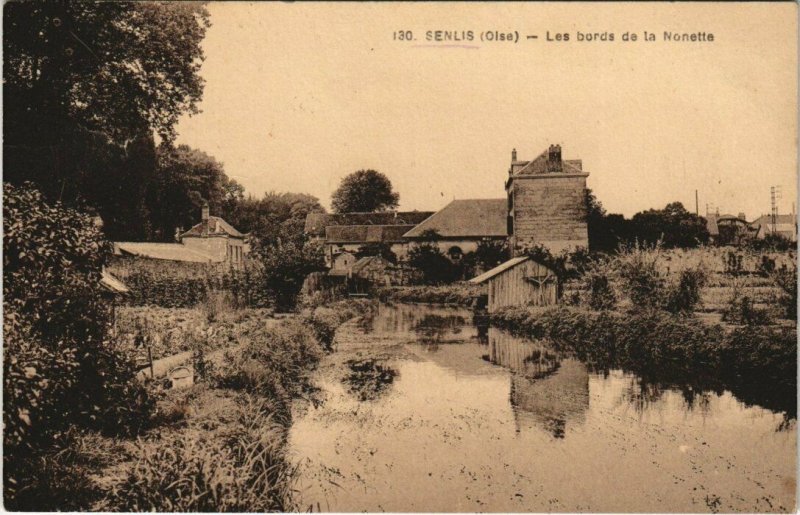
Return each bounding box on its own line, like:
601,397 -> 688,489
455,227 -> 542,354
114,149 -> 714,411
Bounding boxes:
506,144 -> 589,255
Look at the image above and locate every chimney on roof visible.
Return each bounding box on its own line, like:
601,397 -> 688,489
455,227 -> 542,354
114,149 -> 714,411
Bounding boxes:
201,201 -> 210,237
738,212 -> 746,221
547,144 -> 562,173
511,148 -> 517,162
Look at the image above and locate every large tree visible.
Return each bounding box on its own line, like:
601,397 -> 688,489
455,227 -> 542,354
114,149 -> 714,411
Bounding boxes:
224,192 -> 325,248
4,1 -> 210,233
146,144 -> 243,241
331,169 -> 399,213
630,202 -> 709,248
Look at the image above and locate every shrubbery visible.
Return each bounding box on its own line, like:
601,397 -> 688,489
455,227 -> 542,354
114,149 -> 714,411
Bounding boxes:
492,305 -> 796,414
3,183 -> 153,509
376,283 -> 485,307
770,264 -> 798,320
601,244 -> 708,314
215,298 -> 376,417
109,258 -> 273,309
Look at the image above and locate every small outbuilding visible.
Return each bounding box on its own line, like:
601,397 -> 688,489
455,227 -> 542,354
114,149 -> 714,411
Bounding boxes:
469,256 -> 559,313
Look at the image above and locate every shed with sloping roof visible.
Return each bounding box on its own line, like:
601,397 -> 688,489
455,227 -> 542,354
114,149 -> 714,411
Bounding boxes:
469,256 -> 558,313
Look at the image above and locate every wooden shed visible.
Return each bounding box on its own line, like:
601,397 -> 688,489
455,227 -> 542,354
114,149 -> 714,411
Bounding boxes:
468,256 -> 559,313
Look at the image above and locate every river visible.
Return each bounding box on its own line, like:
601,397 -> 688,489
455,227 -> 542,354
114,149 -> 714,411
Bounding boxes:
288,303 -> 796,512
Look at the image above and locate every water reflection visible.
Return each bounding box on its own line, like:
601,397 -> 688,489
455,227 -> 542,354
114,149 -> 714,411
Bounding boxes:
412,314 -> 466,344
344,359 -> 398,402
291,304 -> 797,512
488,328 -> 589,438
364,303 -> 479,343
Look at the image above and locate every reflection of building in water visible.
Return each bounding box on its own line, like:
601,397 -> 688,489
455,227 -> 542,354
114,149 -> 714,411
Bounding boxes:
488,327 -> 589,438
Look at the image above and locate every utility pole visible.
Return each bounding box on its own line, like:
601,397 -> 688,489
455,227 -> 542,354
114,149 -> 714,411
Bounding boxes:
770,186 -> 782,235
695,190 -> 699,216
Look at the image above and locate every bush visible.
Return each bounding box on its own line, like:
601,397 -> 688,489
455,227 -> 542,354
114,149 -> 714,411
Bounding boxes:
583,260 -> 617,311
407,240 -> 460,285
722,292 -> 772,326
614,244 -> 708,313
251,240 -> 325,311
770,264 -> 797,320
376,284 -> 484,307
3,183 -> 153,508
616,244 -> 668,308
663,268 -> 707,314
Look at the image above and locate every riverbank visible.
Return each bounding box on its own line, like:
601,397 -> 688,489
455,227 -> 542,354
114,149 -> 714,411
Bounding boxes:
376,283 -> 484,307
35,299 -> 375,511
491,305 -> 797,416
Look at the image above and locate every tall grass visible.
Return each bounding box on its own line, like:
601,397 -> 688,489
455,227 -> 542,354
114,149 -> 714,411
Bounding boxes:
107,395 -> 296,512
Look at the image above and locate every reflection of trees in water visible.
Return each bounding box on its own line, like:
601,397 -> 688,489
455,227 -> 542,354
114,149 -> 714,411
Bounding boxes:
344,359 -> 398,402
488,327 -> 589,438
412,314 -> 467,344
622,373 -> 797,429
494,317 -> 797,423
366,304 -> 474,340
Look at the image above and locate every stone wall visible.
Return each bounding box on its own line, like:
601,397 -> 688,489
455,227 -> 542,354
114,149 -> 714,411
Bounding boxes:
510,173 -> 588,254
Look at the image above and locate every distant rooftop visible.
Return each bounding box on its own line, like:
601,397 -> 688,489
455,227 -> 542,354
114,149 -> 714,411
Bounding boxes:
403,199 -> 507,239
181,216 -> 245,239
325,224 -> 416,244
114,242 -> 220,263
304,211 -> 435,237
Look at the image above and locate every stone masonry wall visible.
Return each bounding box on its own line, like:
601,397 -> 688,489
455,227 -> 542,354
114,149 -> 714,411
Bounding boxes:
510,174 -> 588,254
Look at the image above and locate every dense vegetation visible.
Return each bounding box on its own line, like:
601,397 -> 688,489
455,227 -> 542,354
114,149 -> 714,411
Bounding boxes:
492,305 -> 796,416
3,183 -> 153,509
490,244 -> 797,416
4,2 -> 211,241
104,298 -> 375,511
377,284 -> 485,307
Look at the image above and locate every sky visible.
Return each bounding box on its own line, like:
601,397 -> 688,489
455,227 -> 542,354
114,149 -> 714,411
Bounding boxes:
175,2 -> 797,219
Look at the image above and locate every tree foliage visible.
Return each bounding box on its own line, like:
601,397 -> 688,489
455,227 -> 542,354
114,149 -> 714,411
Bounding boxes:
407,236 -> 458,285
4,1 -> 208,145
252,241 -> 326,310
630,202 -> 709,248
4,1 -> 210,238
146,144 -> 244,241
226,192 -> 324,248
331,169 -> 399,213
3,183 -> 152,509
586,191 -> 710,252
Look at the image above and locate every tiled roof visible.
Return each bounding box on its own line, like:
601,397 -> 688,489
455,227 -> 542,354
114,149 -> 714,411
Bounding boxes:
325,224 -> 416,244
511,148 -> 584,176
304,211 -> 435,237
114,242 -> 219,263
403,199 -> 508,238
181,216 -> 245,239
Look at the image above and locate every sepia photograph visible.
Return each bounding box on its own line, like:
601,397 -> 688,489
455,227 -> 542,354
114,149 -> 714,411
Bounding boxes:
3,1 -> 797,512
